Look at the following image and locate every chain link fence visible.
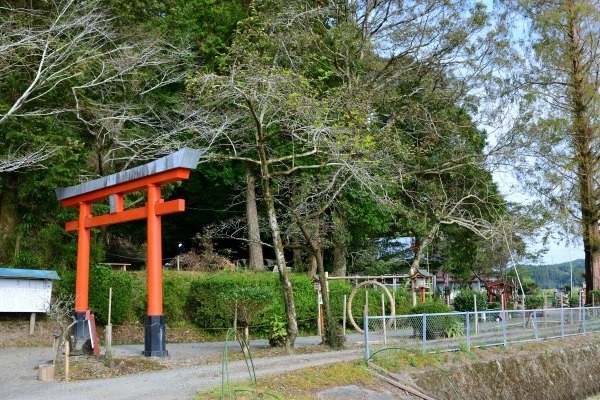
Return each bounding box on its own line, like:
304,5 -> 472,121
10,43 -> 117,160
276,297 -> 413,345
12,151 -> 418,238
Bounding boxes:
363,306 -> 600,360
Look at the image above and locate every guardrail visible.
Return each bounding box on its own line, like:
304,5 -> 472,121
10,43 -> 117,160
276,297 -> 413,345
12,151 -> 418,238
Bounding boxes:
363,306 -> 600,360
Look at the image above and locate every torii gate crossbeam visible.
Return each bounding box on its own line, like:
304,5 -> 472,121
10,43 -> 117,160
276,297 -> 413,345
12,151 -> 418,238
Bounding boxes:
56,148 -> 202,357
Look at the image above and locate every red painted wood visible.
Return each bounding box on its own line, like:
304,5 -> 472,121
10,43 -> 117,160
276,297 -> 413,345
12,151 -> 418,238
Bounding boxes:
146,184 -> 163,315
65,199 -> 185,231
75,203 -> 91,313
61,168 -> 190,207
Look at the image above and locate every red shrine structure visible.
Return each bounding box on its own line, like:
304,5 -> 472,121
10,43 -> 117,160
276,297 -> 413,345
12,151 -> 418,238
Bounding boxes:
56,148 -> 202,356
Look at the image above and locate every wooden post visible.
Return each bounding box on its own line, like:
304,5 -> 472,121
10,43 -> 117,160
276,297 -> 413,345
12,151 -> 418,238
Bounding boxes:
474,294 -> 478,335
543,293 -> 548,327
317,293 -> 322,337
29,312 -> 36,335
65,340 -> 70,382
342,295 -> 347,336
393,290 -> 397,330
177,255 -> 180,271
108,287 -> 112,325
106,287 -> 113,349
381,293 -> 387,345
233,300 -> 238,339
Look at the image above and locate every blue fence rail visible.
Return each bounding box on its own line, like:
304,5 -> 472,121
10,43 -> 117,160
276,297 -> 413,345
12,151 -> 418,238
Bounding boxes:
363,306 -> 600,360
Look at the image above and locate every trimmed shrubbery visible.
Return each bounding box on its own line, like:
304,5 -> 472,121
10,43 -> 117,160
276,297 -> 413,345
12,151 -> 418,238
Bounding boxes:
453,290 -> 488,312
54,265 -> 134,325
407,301 -> 457,339
54,269 -> 425,337
525,294 -> 544,309
186,272 -> 352,336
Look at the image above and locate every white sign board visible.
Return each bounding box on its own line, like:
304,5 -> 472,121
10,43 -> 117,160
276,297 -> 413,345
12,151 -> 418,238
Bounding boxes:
0,279 -> 53,313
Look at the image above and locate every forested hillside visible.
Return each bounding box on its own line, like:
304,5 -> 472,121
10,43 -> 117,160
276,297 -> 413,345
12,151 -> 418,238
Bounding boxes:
520,260 -> 585,290
0,0 -> 521,278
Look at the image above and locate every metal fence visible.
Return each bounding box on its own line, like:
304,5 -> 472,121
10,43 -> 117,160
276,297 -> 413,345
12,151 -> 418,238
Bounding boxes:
363,306 -> 600,360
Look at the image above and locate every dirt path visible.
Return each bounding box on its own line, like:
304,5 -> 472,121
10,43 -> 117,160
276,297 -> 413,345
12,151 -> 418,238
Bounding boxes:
0,338 -> 366,400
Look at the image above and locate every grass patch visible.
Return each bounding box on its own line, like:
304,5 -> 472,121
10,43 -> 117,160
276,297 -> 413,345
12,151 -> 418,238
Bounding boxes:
196,361 -> 375,400
370,348 -> 443,371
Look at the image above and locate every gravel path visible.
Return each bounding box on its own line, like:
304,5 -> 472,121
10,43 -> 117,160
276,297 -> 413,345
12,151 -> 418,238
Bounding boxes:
0,336 -> 366,400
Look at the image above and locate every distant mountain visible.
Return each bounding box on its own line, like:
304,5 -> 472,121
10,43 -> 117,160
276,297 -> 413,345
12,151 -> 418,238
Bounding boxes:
519,259 -> 585,289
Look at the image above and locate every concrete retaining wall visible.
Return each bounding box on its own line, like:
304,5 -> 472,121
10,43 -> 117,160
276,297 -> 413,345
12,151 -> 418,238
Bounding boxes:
409,340 -> 600,400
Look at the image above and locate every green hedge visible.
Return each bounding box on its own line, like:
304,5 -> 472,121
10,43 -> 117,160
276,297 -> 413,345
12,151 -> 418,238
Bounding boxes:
407,301 -> 456,339
186,272 -> 353,335
525,294 -> 544,309
54,265 -> 133,325
453,290 -> 488,312
57,269 -> 395,335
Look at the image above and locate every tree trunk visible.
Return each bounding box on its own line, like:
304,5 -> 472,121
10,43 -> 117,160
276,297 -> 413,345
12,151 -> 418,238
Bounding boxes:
0,175 -> 19,263
309,254 -> 318,276
332,237 -> 347,277
566,2 -> 600,295
410,224 -> 440,273
291,236 -> 303,272
257,145 -> 298,349
294,213 -> 342,348
245,163 -> 264,270
315,250 -> 341,348
331,211 -> 347,276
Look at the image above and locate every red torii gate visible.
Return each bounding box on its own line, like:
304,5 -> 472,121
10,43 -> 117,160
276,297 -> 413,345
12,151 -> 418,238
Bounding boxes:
56,148 -> 202,356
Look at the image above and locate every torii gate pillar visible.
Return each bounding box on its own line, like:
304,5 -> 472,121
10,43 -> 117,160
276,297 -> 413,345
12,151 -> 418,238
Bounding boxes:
56,148 -> 202,357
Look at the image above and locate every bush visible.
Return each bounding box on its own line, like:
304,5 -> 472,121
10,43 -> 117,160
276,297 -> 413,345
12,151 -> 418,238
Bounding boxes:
88,265 -> 133,325
54,265 -> 133,325
569,295 -> 581,307
218,286 -> 272,327
267,316 -> 287,347
453,290 -> 488,312
57,268 -> 355,334
162,272 -> 193,324
187,271 -> 353,335
407,301 -> 457,339
588,290 -> 600,305
409,300 -> 452,315
525,295 -> 544,309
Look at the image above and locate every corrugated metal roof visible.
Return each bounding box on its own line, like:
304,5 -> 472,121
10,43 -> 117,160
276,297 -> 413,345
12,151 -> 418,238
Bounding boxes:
0,268 -> 60,280
55,147 -> 204,201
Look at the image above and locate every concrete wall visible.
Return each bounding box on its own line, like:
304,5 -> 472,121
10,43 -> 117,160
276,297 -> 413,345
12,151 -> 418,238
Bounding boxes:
409,340 -> 600,400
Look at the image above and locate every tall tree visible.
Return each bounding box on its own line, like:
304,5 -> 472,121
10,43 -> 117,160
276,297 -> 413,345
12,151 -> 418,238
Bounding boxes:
188,62 -> 328,348
245,163 -> 264,270
0,0 -> 189,265
503,0 -> 600,294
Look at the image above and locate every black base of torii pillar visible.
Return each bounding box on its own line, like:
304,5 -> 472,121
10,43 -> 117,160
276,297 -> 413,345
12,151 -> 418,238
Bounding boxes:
143,315 -> 168,357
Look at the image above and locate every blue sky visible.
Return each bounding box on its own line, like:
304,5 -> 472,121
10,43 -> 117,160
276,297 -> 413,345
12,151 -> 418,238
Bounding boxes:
493,170 -> 585,265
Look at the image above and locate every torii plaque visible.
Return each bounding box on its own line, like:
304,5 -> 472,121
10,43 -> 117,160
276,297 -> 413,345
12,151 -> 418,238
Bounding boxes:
56,148 -> 202,356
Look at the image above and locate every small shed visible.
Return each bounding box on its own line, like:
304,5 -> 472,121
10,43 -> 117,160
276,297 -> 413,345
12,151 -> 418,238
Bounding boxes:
0,268 -> 60,334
